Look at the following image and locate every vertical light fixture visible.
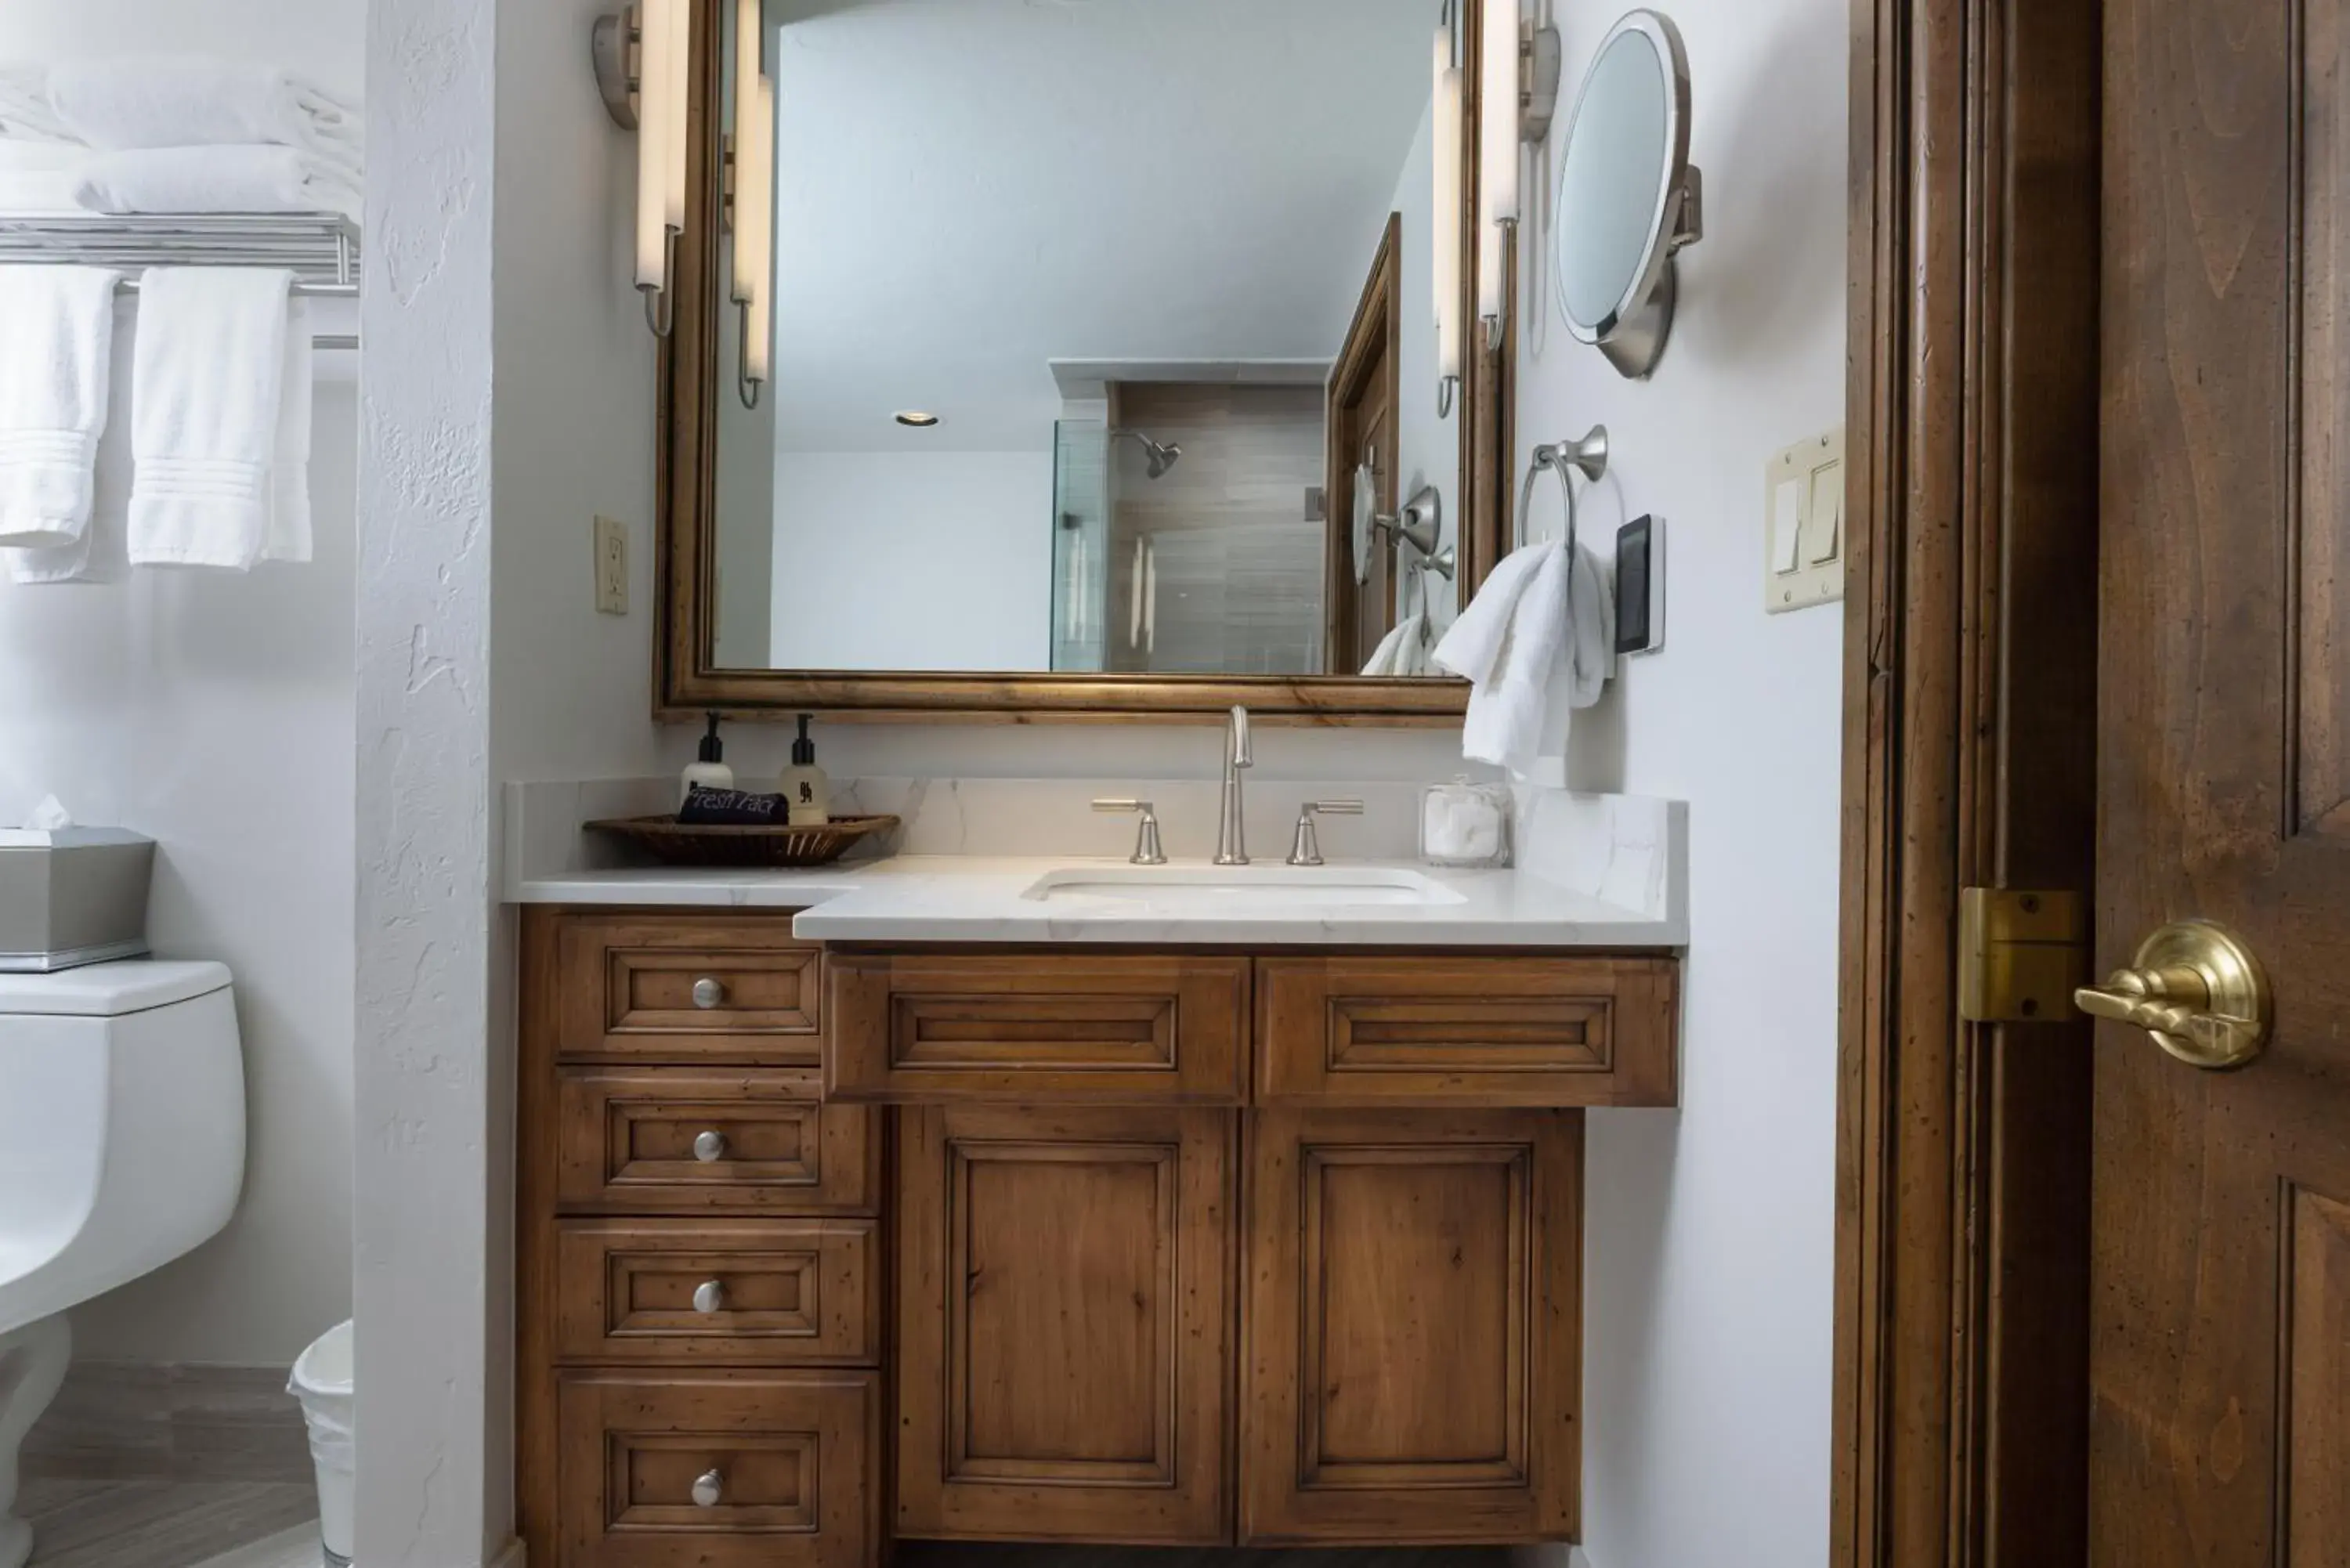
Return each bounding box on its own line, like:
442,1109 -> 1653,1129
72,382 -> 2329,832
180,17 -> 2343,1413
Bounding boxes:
731,0 -> 773,406
1432,4 -> 1462,417
1477,0 -> 1521,342
595,0 -> 691,334
633,0 -> 674,311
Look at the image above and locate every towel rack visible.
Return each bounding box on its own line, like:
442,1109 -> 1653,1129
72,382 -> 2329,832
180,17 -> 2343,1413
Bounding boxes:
0,213 -> 360,349
1515,426 -> 1611,555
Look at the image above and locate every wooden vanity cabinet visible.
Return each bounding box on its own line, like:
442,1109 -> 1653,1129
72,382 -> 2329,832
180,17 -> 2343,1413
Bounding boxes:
894,1104 -> 1235,1543
525,916 -> 1678,1565
1241,1107 -> 1583,1543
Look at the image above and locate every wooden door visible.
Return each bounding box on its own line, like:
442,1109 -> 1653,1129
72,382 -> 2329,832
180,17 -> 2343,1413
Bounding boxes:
2095,1 -> 2350,1559
1240,1108 -> 1580,1545
895,1104 -> 1235,1545
1327,213 -> 1403,672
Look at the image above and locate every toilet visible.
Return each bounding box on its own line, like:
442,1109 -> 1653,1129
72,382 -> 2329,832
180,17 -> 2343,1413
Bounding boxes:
0,961 -> 245,1568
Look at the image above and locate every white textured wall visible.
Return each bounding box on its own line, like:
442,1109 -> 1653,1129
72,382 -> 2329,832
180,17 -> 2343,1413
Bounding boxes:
0,0 -> 361,1367
768,449 -> 1055,672
357,0 -> 502,1565
1516,1 -> 1849,1564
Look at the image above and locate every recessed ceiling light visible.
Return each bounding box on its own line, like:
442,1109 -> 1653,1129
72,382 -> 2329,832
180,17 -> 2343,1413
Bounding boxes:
895,411 -> 941,428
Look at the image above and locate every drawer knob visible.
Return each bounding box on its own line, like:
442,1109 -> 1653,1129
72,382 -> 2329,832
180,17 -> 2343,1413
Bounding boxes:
691,1469 -> 725,1508
691,1129 -> 728,1162
692,1279 -> 726,1314
691,977 -> 728,1010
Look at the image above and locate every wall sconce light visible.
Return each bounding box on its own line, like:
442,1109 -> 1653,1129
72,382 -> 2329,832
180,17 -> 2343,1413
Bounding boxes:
1476,0 -> 1560,349
1432,2 -> 1462,418
593,0 -> 692,337
729,0 -> 773,408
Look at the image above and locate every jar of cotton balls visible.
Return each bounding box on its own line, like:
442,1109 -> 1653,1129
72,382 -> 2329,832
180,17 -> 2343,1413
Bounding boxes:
1419,779 -> 1513,869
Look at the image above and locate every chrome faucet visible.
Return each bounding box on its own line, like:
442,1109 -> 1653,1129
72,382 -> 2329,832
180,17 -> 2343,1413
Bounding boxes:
1213,705 -> 1253,866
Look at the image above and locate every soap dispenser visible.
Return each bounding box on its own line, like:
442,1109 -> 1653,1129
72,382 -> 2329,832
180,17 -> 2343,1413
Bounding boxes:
680,713 -> 735,805
779,714 -> 831,824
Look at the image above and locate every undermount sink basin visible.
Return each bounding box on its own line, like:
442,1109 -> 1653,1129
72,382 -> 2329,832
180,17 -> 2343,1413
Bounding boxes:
1021,865 -> 1466,910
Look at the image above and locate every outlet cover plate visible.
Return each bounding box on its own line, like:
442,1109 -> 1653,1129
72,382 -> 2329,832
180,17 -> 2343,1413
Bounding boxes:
594,515 -> 628,616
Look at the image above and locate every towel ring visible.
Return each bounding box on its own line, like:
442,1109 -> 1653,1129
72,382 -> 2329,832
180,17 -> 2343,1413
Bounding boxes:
1515,425 -> 1611,555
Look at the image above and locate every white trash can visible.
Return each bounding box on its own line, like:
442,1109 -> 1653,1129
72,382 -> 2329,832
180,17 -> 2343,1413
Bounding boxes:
288,1321 -> 354,1567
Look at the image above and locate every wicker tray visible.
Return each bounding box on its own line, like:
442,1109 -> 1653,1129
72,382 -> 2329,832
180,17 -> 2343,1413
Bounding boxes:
585,813 -> 900,869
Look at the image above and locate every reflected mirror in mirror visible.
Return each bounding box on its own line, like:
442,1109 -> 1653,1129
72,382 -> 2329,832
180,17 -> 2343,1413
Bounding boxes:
710,0 -> 1468,681
1552,9 -> 1700,380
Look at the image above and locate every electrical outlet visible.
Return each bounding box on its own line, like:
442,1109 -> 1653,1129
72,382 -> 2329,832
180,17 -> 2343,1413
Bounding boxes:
594,515 -> 628,615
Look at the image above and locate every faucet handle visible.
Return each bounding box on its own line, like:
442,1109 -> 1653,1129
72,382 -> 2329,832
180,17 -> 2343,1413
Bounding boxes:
1228,705 -> 1253,768
1093,799 -> 1167,865
1287,800 -> 1365,867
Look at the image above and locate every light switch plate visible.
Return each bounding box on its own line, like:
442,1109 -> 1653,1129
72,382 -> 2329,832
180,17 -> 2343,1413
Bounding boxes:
1764,426 -> 1845,614
594,515 -> 628,616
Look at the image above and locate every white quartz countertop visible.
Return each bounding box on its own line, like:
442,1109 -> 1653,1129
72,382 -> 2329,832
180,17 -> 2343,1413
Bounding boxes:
512,854 -> 1684,948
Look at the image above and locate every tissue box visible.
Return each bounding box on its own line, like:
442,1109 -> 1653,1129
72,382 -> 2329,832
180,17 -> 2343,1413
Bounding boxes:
0,827 -> 155,972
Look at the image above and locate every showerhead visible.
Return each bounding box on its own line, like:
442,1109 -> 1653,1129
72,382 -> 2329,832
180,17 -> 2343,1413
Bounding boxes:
1115,430 -> 1184,480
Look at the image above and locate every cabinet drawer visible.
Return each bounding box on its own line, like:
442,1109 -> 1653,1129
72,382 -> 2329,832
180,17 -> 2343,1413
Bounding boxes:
827,952 -> 1249,1104
556,1068 -> 880,1214
557,913 -> 822,1063
555,1371 -> 879,1568
1255,956 -> 1678,1107
554,1219 -> 880,1365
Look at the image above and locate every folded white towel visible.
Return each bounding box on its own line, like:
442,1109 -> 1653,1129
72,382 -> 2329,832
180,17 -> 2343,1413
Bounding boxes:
5,302 -> 135,584
0,64 -> 76,143
0,139 -> 89,211
0,265 -> 122,549
1434,539 -> 1614,771
46,58 -> 362,168
126,267 -> 292,570
71,145 -> 360,224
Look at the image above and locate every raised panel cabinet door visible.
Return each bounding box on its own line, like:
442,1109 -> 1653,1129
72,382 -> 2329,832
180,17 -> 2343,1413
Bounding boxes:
895,1104 -> 1236,1543
1241,1107 -> 1582,1545
554,1371 -> 880,1568
1256,956 -> 1678,1107
555,912 -> 825,1064
827,952 -> 1249,1104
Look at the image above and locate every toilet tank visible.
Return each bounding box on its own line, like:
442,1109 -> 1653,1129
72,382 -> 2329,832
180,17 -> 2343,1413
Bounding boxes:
0,962 -> 244,1338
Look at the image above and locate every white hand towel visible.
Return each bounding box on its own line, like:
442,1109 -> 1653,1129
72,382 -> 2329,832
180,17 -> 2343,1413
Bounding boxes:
1431,539 -> 1551,688
0,265 -> 122,548
5,302 -> 134,584
126,267 -> 292,570
46,58 -> 362,168
1434,540 -> 1614,771
71,146 -> 361,224
262,298 -> 313,563
1361,619 -> 1413,677
0,63 -> 76,143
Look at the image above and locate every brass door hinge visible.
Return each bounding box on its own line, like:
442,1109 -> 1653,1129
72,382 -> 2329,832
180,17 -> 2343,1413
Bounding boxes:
1957,888 -> 2088,1023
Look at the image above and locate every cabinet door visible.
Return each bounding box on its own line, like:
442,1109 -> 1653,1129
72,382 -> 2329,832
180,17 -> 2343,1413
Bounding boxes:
896,1104 -> 1235,1544
1241,1108 -> 1582,1545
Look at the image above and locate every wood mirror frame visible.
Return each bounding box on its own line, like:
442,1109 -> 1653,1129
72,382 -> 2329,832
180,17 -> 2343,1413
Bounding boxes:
653,1 -> 1515,723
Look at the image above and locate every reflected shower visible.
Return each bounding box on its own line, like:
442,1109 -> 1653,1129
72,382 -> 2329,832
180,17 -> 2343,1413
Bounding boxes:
1113,430 -> 1183,480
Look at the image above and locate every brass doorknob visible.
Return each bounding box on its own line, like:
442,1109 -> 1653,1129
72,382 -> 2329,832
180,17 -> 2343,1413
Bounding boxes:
2074,919 -> 2269,1070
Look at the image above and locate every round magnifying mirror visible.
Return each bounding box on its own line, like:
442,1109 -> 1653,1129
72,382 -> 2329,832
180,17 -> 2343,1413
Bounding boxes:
1553,10 -> 1701,379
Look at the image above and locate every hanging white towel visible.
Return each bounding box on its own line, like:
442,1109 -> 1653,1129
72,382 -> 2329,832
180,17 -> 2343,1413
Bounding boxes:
45,58 -> 362,172
71,146 -> 361,224
262,298 -> 313,563
126,267 -> 292,570
0,265 -> 122,549
1433,539 -> 1614,771
5,302 -> 134,584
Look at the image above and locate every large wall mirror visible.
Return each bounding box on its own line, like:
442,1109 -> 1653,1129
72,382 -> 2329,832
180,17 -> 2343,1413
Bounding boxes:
657,0 -> 1514,721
